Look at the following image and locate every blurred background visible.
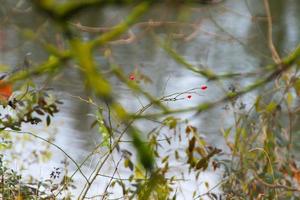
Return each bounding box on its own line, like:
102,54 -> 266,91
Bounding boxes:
0,0 -> 299,199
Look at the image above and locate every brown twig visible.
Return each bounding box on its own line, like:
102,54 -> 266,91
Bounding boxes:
263,0 -> 281,64
253,170 -> 300,192
70,20 -> 204,43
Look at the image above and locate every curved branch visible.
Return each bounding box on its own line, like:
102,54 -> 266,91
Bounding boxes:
9,130 -> 89,184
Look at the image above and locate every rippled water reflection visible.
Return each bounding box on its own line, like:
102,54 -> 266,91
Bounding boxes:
1,0 -> 299,198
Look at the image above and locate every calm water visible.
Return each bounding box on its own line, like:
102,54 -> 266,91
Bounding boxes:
1,0 -> 299,199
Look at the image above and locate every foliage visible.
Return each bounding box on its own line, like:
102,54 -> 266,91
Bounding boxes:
0,0 -> 300,199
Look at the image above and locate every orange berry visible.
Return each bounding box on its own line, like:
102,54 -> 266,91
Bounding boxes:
0,80 -> 12,101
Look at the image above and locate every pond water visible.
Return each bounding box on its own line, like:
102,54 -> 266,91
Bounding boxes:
1,0 -> 299,199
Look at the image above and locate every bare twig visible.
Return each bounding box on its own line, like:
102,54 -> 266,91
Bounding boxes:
263,0 -> 281,64
101,157 -> 123,200
253,170 -> 300,192
194,180 -> 226,199
9,131 -> 89,184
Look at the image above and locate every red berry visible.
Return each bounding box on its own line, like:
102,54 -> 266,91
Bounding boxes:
129,74 -> 135,80
201,85 -> 207,90
187,95 -> 192,99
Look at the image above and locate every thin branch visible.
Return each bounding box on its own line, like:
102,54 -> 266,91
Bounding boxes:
263,0 -> 281,64
9,130 -> 89,184
78,94 -> 159,199
101,157 -> 123,200
252,170 -> 300,192
134,44 -> 300,118
194,180 -> 226,199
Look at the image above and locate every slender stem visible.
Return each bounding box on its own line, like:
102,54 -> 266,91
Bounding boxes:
9,131 -> 89,183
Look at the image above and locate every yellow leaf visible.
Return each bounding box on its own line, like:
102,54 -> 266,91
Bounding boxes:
134,166 -> 145,179
185,125 -> 197,134
294,78 -> 300,96
255,96 -> 262,112
112,103 -> 127,120
15,194 -> 23,200
0,64 -> 9,72
287,92 -> 293,107
104,48 -> 111,58
265,101 -> 277,113
204,182 -> 209,189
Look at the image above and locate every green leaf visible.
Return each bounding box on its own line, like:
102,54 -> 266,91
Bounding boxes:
71,40 -> 112,98
222,127 -> 232,140
96,109 -> 110,148
130,127 -> 154,171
